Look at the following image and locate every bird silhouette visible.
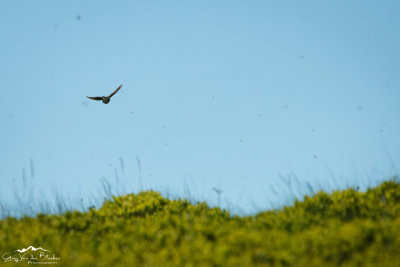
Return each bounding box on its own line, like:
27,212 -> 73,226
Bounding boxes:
87,84 -> 122,104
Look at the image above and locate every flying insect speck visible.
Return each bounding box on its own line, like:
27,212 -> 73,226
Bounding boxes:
87,84 -> 122,104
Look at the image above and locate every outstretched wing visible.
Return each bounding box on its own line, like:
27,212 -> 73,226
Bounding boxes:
87,96 -> 102,101
108,84 -> 123,98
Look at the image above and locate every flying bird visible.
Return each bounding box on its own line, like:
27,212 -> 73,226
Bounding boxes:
87,84 -> 123,104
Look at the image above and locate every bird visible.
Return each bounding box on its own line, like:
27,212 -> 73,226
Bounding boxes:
87,84 -> 122,104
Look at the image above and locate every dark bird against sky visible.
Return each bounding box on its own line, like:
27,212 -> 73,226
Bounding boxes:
87,84 -> 122,104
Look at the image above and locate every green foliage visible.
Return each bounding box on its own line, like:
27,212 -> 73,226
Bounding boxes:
1,179 -> 400,266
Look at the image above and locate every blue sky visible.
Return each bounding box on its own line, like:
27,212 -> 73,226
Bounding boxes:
1,1 -> 399,215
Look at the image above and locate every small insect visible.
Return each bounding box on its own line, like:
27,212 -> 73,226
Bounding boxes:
87,84 -> 122,104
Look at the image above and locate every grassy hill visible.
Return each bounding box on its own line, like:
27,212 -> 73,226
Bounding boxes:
1,179 -> 400,266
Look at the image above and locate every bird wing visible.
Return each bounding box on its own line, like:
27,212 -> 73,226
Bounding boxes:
108,84 -> 123,98
87,96 -> 102,101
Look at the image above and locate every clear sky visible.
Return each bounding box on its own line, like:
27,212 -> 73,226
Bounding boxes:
1,1 -> 399,216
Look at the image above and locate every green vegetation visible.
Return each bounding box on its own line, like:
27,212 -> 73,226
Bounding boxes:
1,179 -> 400,266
